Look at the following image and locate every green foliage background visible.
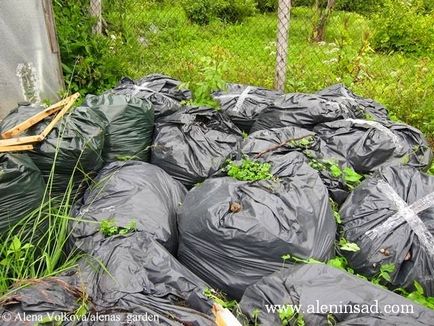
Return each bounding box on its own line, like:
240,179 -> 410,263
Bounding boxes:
53,0 -> 434,145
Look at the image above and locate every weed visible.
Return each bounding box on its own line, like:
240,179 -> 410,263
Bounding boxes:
226,158 -> 273,181
99,219 -> 137,237
204,287 -> 237,310
278,305 -> 305,326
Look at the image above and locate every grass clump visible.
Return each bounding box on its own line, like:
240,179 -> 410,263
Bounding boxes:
226,158 -> 273,181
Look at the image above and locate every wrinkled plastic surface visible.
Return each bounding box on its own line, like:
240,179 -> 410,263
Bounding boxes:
314,119 -> 432,173
240,126 -> 352,204
317,84 -> 390,121
0,105 -> 106,196
151,106 -> 243,187
340,165 -> 434,296
240,263 -> 434,325
0,153 -> 45,234
251,92 -> 357,132
71,161 -> 186,255
86,94 -> 154,162
212,84 -> 282,132
107,75 -> 185,119
136,73 -> 192,102
178,152 -> 336,299
78,233 -> 213,325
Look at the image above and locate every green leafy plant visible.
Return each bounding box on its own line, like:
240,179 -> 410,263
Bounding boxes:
338,237 -> 360,252
99,219 -> 137,237
278,305 -> 305,326
371,263 -> 395,285
184,57 -> 227,108
396,281 -> 434,310
371,0 -> 434,55
204,287 -> 238,309
226,158 -> 273,181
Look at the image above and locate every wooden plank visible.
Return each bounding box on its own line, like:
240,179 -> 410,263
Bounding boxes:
0,99 -> 68,139
1,93 -> 78,139
0,135 -> 44,147
40,92 -> 80,138
0,145 -> 34,153
213,304 -> 242,326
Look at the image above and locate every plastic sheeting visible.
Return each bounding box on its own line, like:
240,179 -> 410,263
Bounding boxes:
314,119 -> 432,173
71,161 -> 186,255
86,94 -> 154,162
0,0 -> 63,117
178,151 -> 336,299
0,153 -> 45,235
212,84 -> 282,132
240,263 -> 434,325
151,106 -> 243,187
340,165 -> 434,296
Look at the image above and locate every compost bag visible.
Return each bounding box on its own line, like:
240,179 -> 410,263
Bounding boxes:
212,83 -> 282,132
240,126 -> 357,204
340,165 -> 434,296
0,153 -> 45,235
0,272 -> 93,326
71,161 -> 186,254
239,263 -> 434,325
0,105 -> 106,196
86,94 -> 154,162
78,232 -> 214,326
314,119 -> 432,173
317,84 -> 390,121
151,106 -> 243,187
178,151 -> 336,299
107,76 -> 184,119
136,73 -> 192,102
250,92 -> 357,132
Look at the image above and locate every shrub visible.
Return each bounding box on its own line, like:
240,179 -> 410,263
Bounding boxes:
371,0 -> 434,55
256,0 -> 278,12
215,0 -> 257,23
180,0 -> 214,25
181,0 -> 256,25
335,0 -> 386,15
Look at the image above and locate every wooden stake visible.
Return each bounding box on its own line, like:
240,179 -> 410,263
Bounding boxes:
0,145 -> 34,153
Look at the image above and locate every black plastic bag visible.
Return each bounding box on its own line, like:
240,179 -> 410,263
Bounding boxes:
0,271 -> 92,326
136,73 -> 192,102
78,232 -> 214,325
0,153 -> 45,235
86,94 -> 154,162
314,119 -> 432,173
317,84 -> 390,121
240,126 -> 354,204
239,263 -> 434,325
212,83 -> 282,132
178,151 -> 336,299
250,92 -> 357,132
71,161 -> 186,255
151,106 -> 243,188
107,76 -> 184,119
340,165 -> 434,296
0,105 -> 106,196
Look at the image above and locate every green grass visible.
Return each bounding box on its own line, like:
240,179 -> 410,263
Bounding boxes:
71,2 -> 434,143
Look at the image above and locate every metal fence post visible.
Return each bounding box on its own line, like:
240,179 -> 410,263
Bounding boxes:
275,0 -> 291,92
90,0 -> 102,34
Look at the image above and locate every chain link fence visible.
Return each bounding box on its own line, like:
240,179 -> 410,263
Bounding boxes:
56,0 -> 434,141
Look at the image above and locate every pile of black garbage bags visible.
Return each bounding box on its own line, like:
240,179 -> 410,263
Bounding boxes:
1,75 -> 434,325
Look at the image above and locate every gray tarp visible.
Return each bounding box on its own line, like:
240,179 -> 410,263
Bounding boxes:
0,0 -> 63,117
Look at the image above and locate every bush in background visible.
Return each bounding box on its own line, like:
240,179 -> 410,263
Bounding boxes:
181,0 -> 256,25
256,0 -> 278,12
371,0 -> 434,55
